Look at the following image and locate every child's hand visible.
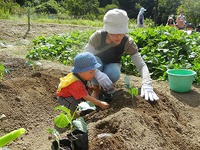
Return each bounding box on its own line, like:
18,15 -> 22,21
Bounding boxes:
99,101 -> 109,109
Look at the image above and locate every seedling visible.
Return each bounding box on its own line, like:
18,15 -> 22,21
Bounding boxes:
25,61 -> 36,70
47,128 -> 61,150
0,128 -> 26,147
53,105 -> 76,130
124,75 -> 138,98
0,63 -> 5,81
48,105 -> 88,150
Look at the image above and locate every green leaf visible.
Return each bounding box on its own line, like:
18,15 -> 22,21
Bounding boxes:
54,113 -> 71,128
78,101 -> 96,111
124,75 -> 131,89
0,63 -> 5,80
128,87 -> 138,97
55,105 -> 72,118
47,128 -> 60,140
72,117 -> 87,132
0,128 -> 26,147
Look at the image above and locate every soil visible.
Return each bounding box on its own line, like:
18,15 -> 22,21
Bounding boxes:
0,20 -> 200,150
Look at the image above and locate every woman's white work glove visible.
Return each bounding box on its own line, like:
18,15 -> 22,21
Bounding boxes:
130,52 -> 159,101
141,84 -> 159,101
95,69 -> 115,93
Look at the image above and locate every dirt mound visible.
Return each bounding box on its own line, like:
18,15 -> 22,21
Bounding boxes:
1,55 -> 200,150
0,20 -> 200,150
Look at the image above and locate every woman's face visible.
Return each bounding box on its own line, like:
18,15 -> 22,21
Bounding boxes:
107,33 -> 125,45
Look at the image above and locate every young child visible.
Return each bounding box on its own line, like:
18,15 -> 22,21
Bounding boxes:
56,52 -> 109,113
196,24 -> 200,32
185,23 -> 194,35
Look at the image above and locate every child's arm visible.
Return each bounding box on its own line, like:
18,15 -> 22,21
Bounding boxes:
83,94 -> 109,109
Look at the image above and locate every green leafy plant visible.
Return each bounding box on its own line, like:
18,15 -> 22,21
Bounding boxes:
0,63 -> 5,81
25,61 -> 36,70
0,128 -> 26,148
124,75 -> 138,98
127,26 -> 200,83
47,128 -> 61,150
26,26 -> 199,84
192,49 -> 200,84
48,105 -> 88,150
53,105 -> 78,130
26,30 -> 94,65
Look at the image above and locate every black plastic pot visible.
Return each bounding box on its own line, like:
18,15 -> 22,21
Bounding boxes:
80,109 -> 95,116
51,139 -> 72,150
67,129 -> 88,150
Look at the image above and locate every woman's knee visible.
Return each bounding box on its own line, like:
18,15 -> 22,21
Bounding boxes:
103,63 -> 121,83
95,56 -> 103,71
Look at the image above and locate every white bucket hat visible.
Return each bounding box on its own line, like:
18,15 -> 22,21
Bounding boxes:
103,9 -> 129,34
139,7 -> 146,14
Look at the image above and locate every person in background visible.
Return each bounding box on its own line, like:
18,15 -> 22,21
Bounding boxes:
166,16 -> 176,27
185,23 -> 195,35
196,24 -> 200,32
176,10 -> 186,30
84,8 -> 159,102
56,52 -> 109,113
137,7 -> 146,28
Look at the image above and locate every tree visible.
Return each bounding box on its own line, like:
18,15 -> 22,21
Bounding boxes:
117,0 -> 136,18
15,0 -> 25,6
99,0 -> 112,7
0,0 -> 22,15
155,0 -> 180,25
64,0 -> 99,18
35,0 -> 59,14
178,0 -> 200,26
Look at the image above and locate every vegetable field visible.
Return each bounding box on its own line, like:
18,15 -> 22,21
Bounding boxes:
26,26 -> 200,83
0,20 -> 200,150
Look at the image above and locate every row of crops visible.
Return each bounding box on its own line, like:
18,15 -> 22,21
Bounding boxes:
26,26 -> 200,83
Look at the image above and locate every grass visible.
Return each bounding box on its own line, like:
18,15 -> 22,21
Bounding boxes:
2,13 -> 148,29
6,14 -> 104,28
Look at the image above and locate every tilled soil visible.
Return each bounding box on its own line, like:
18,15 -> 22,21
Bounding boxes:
0,20 -> 200,150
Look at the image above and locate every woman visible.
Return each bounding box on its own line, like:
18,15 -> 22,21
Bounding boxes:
137,7 -> 146,28
166,16 -> 176,27
84,8 -> 159,101
176,10 -> 186,30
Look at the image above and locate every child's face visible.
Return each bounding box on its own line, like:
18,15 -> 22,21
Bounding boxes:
187,27 -> 193,31
79,69 -> 95,81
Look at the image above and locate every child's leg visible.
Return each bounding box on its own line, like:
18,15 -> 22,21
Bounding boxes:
57,96 -> 80,113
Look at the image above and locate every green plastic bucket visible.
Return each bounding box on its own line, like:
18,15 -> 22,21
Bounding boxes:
166,69 -> 196,92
